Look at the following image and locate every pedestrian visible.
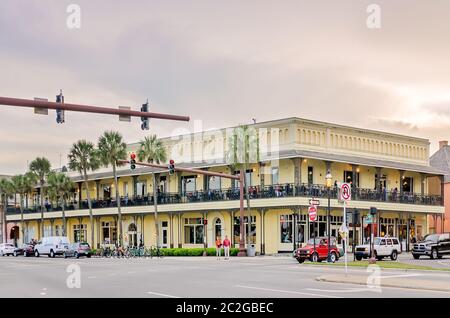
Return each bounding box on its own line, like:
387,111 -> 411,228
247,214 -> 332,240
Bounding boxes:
223,235 -> 231,260
215,236 -> 222,260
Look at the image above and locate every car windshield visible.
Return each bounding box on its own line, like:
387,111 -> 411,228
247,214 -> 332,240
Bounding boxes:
423,234 -> 439,243
80,243 -> 90,247
307,238 -> 321,245
374,238 -> 382,245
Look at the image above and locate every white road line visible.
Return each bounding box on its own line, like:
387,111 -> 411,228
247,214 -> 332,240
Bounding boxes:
147,291 -> 179,298
380,273 -> 424,279
306,287 -> 378,293
234,285 -> 341,298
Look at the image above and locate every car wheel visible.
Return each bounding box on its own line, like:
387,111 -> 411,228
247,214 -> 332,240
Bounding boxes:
431,249 -> 439,260
50,250 -> 55,258
297,258 -> 305,264
87,254 -> 91,258
330,252 -> 337,263
412,254 -> 420,259
390,250 -> 398,261
13,251 -> 17,257
63,252 -> 67,259
35,250 -> 40,257
311,253 -> 319,262
75,252 -> 79,259
23,251 -> 27,257
355,255 -> 362,261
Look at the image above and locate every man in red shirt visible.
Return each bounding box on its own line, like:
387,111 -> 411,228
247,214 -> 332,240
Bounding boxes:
223,235 -> 231,260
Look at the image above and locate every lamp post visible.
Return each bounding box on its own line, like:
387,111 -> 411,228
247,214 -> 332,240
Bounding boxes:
325,170 -> 333,262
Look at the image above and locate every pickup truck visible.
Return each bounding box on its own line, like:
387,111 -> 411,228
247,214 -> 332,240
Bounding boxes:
412,233 -> 450,259
354,237 -> 401,261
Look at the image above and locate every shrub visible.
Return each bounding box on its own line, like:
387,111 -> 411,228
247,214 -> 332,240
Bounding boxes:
159,247 -> 239,257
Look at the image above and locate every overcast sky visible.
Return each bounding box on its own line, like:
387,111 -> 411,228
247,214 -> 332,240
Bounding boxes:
1,0 -> 450,174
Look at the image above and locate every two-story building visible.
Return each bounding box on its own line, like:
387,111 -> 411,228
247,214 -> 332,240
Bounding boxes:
5,117 -> 445,254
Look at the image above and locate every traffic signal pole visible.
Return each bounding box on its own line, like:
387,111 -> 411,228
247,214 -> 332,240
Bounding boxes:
117,159 -> 248,256
0,96 -> 190,122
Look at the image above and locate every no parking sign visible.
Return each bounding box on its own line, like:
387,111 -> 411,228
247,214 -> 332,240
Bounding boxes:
339,183 -> 351,202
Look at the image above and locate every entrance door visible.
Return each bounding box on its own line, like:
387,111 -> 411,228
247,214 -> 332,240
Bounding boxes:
214,219 -> 222,240
160,221 -> 168,248
128,223 -> 138,247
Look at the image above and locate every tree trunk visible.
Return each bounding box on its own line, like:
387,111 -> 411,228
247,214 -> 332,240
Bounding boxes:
244,163 -> 251,248
84,169 -> 94,247
113,164 -> 123,247
0,194 -> 4,243
40,182 -> 45,238
20,193 -> 25,244
62,197 -> 66,237
153,173 -> 160,248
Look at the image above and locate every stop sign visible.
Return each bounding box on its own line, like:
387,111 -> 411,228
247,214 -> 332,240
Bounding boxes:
308,205 -> 317,222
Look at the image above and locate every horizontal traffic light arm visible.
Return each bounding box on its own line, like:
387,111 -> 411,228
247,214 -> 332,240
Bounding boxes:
0,96 -> 190,122
117,160 -> 241,180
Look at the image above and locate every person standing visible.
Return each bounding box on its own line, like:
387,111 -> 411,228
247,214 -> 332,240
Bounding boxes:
223,235 -> 231,260
215,236 -> 222,260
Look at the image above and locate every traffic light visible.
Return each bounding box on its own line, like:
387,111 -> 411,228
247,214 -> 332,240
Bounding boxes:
130,153 -> 136,170
168,159 -> 175,175
141,100 -> 149,130
56,90 -> 65,124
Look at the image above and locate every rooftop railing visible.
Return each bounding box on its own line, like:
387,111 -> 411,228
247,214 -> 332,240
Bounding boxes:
5,183 -> 443,215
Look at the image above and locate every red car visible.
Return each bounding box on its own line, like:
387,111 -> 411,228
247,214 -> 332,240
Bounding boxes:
294,237 -> 340,263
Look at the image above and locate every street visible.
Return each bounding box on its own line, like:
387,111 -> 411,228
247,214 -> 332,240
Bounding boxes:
1,255 -> 450,298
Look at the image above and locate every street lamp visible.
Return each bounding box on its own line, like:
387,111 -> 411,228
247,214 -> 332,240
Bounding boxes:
325,170 -> 333,262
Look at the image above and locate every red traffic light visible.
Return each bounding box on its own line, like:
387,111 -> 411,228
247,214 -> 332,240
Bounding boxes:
130,153 -> 136,160
169,159 -> 174,165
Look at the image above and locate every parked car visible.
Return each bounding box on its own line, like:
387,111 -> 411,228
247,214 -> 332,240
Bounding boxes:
0,243 -> 16,256
294,237 -> 340,263
412,233 -> 450,259
13,243 -> 35,257
63,242 -> 92,258
34,236 -> 70,258
354,236 -> 401,261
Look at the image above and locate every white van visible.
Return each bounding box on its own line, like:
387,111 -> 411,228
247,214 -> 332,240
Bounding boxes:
34,236 -> 70,258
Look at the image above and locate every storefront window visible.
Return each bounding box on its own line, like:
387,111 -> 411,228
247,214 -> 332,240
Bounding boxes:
233,216 -> 256,244
184,218 -> 204,244
309,215 -> 327,238
73,224 -> 87,242
380,217 -> 395,237
102,221 -> 117,245
280,215 -> 293,243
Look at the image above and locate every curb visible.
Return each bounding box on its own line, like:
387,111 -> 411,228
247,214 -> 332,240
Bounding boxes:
316,275 -> 450,293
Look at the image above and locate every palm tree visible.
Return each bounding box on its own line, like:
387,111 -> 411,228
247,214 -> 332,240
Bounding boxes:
68,140 -> 100,247
226,125 -> 260,253
29,157 -> 51,239
0,178 -> 14,243
137,135 -> 167,248
97,131 -> 127,246
11,173 -> 35,244
47,172 -> 75,236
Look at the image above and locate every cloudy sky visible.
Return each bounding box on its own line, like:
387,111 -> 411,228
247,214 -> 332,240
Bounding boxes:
1,0 -> 450,174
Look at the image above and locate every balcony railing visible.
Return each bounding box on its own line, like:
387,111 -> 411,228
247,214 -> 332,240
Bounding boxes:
5,183 -> 443,215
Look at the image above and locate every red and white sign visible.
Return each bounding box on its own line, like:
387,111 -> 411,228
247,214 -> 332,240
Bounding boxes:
340,183 -> 352,201
308,205 -> 317,222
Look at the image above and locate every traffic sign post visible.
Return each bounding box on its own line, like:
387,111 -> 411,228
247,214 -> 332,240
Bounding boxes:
308,205 -> 318,258
339,183 -> 351,274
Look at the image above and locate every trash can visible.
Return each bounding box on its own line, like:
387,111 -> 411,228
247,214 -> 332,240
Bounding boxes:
247,244 -> 256,257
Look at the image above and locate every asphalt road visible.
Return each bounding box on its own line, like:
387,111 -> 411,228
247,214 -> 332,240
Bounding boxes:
1,255 -> 450,298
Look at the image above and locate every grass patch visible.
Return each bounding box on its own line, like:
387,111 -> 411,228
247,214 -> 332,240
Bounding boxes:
304,260 -> 450,271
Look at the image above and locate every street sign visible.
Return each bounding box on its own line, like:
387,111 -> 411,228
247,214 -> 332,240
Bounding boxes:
339,183 -> 352,201
118,106 -> 131,122
309,199 -> 320,206
308,205 -> 317,222
33,97 -> 49,115
365,214 -> 374,224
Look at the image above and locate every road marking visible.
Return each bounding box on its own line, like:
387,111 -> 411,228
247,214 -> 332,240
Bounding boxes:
380,273 -> 424,279
234,285 -> 341,298
147,291 -> 179,298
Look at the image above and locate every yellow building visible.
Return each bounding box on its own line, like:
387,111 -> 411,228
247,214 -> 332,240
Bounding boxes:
5,117 -> 446,254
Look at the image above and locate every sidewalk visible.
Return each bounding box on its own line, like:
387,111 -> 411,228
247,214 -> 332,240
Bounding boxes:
316,273 -> 450,293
